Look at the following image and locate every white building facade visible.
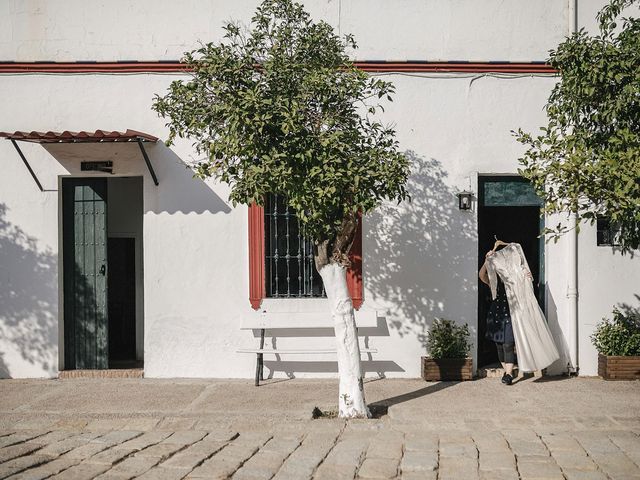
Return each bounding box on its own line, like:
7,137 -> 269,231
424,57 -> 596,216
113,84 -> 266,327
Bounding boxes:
1,0 -> 638,379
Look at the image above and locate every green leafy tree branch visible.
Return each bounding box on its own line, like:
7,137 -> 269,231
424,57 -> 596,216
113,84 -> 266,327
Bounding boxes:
153,0 -> 409,266
515,0 -> 640,252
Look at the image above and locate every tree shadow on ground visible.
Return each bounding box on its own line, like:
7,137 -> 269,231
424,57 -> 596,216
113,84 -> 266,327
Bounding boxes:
0,204 -> 57,378
365,152 -> 477,349
532,375 -> 574,383
368,381 -> 458,416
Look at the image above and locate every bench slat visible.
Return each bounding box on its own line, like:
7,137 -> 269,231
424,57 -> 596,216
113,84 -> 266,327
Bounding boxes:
237,348 -> 378,354
241,309 -> 382,330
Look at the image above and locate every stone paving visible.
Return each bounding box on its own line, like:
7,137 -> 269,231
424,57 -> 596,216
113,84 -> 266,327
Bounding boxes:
1,376 -> 639,479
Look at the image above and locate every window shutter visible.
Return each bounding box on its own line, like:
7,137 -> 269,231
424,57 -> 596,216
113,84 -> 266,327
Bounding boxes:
347,214 -> 363,310
248,203 -> 265,310
248,204 -> 363,309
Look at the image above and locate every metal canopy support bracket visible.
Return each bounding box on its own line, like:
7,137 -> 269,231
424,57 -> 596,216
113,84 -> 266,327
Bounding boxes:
11,139 -> 44,192
136,138 -> 159,186
2,130 -> 160,191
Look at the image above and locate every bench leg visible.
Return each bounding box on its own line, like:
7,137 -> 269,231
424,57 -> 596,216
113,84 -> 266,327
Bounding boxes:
254,328 -> 266,386
255,353 -> 261,386
259,329 -> 265,381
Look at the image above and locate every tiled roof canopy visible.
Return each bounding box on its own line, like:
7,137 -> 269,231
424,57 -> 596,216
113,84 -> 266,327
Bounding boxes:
0,129 -> 158,143
1,129 -> 160,190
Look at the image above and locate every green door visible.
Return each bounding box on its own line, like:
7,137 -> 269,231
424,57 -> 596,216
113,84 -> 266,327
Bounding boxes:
62,178 -> 108,369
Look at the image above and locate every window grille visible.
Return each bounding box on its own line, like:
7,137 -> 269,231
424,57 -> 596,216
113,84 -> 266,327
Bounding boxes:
596,217 -> 621,246
264,194 -> 325,298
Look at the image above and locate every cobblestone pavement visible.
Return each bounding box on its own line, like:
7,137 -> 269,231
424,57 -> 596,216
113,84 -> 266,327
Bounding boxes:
1,377 -> 639,479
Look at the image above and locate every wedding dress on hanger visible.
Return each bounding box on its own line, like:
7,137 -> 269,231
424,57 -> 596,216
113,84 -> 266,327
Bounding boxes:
486,243 -> 560,372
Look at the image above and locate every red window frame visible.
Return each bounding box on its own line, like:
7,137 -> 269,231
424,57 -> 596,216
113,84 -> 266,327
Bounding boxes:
248,203 -> 363,310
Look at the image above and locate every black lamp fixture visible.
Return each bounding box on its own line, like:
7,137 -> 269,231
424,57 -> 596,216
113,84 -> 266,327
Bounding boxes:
457,190 -> 473,210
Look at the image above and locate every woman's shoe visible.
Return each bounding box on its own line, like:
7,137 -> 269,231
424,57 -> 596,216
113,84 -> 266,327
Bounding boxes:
503,374 -> 513,385
501,372 -> 508,384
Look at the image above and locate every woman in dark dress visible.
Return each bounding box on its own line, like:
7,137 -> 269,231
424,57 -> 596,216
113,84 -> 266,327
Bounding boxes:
479,249 -> 516,385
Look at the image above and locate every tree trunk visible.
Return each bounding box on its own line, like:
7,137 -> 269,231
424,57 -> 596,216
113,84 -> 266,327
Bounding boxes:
318,261 -> 370,418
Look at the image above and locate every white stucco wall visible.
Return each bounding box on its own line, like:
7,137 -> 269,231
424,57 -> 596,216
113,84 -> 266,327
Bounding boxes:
576,224 -> 640,375
0,70 -> 617,380
0,151 -> 59,378
1,0 -> 638,379
1,0 -> 568,62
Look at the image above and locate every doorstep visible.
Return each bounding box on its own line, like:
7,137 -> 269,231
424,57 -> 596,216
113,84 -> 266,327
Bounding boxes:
477,363 -> 547,378
477,363 -> 519,378
58,369 -> 144,379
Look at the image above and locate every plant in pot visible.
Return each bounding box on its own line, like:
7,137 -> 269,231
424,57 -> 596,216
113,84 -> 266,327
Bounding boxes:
591,307 -> 640,380
422,318 -> 473,381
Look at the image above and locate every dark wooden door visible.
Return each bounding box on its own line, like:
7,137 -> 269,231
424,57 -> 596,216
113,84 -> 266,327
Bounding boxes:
62,178 -> 108,369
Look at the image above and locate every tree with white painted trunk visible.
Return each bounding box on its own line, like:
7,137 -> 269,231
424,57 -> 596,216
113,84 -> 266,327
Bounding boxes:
153,0 -> 409,417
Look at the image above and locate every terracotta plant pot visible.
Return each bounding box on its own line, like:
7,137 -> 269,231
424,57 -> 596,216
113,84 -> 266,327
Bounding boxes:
598,353 -> 640,380
421,356 -> 474,381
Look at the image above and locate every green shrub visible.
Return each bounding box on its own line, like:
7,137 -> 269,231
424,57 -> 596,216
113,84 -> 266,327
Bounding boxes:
591,308 -> 640,356
426,318 -> 471,359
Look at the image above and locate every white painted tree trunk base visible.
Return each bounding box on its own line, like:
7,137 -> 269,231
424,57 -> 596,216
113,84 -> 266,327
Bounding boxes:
319,262 -> 370,418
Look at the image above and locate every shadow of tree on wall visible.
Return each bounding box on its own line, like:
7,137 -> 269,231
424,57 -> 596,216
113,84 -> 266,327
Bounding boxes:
0,204 -> 57,378
365,152 -> 477,349
42,142 -> 232,215
618,294 -> 640,318
143,143 -> 232,215
0,352 -> 9,378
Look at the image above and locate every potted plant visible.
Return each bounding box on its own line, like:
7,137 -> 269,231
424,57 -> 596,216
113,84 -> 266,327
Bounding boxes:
592,308 -> 640,380
422,318 -> 473,381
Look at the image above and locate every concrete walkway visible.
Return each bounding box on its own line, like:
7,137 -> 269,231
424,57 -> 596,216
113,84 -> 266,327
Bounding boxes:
1,376 -> 639,479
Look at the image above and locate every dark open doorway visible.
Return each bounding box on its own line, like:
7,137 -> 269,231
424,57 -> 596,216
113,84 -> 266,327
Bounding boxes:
477,176 -> 544,367
62,176 -> 143,370
108,237 -> 137,366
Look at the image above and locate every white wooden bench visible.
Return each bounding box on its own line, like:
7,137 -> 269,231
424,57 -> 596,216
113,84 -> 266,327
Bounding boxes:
238,310 -> 380,386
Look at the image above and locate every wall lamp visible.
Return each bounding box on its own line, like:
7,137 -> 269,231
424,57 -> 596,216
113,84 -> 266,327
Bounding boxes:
457,190 -> 474,210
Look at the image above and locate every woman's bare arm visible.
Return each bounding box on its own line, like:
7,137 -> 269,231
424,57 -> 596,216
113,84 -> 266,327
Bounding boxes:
479,262 -> 490,285
478,251 -> 494,286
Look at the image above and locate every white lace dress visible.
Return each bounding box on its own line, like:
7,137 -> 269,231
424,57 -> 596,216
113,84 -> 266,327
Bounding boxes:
486,243 -> 560,372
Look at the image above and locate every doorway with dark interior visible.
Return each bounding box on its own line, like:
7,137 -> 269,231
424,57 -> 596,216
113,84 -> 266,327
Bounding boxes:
477,175 -> 544,368
62,176 -> 143,371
